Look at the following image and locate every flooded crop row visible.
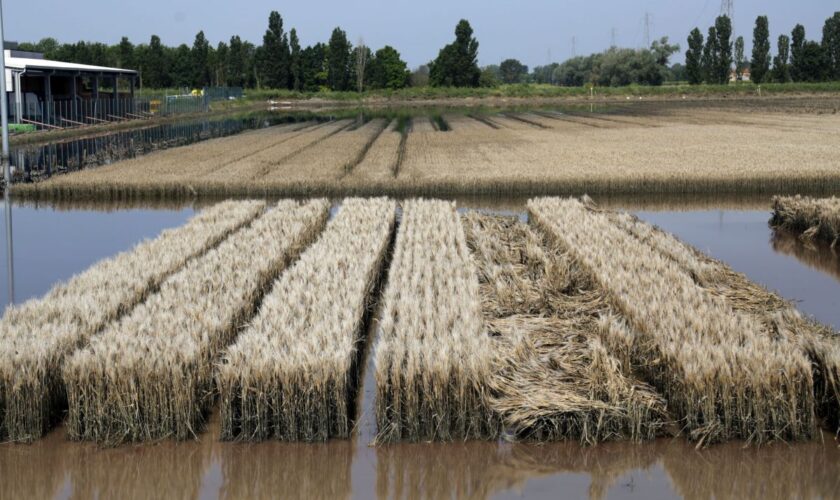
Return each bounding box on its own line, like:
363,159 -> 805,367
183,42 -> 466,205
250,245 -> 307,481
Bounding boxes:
1,195 -> 838,499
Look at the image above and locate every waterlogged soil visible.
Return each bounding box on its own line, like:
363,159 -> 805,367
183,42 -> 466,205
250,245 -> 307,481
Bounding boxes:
2,196 -> 840,499
2,417 -> 838,500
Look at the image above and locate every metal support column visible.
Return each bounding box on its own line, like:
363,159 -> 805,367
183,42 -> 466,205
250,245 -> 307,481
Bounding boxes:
1,0 -> 15,304
129,76 -> 135,114
70,72 -> 78,122
14,71 -> 22,124
92,75 -> 99,120
112,75 -> 118,117
44,73 -> 52,125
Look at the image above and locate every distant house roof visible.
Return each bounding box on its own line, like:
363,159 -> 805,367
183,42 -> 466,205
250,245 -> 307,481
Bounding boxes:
3,50 -> 137,76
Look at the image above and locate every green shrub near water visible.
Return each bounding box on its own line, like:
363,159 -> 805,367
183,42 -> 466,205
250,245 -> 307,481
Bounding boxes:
9,124 -> 37,134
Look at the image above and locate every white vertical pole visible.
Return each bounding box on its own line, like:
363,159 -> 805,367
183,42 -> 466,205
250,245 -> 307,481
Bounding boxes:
0,0 -> 9,183
0,0 -> 14,305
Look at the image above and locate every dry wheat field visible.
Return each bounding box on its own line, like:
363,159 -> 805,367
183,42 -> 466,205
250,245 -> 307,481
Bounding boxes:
2,196 -> 839,452
13,104 -> 840,200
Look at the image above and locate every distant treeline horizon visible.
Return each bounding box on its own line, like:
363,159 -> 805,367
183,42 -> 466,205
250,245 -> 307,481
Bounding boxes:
12,9 -> 839,91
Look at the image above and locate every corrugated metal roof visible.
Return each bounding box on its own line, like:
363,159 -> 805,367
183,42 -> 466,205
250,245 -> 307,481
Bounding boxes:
3,50 -> 137,75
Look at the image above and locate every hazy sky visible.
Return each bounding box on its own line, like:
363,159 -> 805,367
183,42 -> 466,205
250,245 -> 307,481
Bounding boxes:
4,1 -> 838,68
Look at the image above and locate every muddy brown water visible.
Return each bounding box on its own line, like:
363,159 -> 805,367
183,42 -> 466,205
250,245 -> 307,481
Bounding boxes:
2,195 -> 839,499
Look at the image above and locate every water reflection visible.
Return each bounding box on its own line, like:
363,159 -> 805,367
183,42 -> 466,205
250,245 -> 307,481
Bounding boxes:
636,209 -> 840,330
0,202 -> 196,306
1,421 -> 837,500
8,192 -> 788,215
771,229 -> 840,282
3,187 -> 13,306
2,200 -> 840,499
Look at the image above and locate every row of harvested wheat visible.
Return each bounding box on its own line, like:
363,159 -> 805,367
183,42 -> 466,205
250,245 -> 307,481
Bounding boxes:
1,196 -> 838,446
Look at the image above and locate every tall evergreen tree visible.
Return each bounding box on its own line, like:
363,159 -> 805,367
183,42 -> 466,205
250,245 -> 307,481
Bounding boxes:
714,15 -> 733,84
215,42 -> 229,86
117,37 -> 135,69
327,28 -> 352,91
800,41 -> 829,81
242,41 -> 258,88
686,28 -> 704,84
228,36 -> 246,87
301,43 -> 328,91
261,11 -> 291,88
429,20 -> 481,87
823,12 -> 840,80
734,36 -> 745,75
750,16 -> 771,83
171,44 -> 193,87
701,26 -> 719,83
289,28 -> 302,91
772,35 -> 792,83
143,35 -> 169,88
791,24 -> 806,81
190,31 -> 211,88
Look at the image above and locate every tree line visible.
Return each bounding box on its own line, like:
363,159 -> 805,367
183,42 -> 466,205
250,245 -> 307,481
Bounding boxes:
18,11 -> 414,91
685,11 -> 840,84
17,10 -> 839,91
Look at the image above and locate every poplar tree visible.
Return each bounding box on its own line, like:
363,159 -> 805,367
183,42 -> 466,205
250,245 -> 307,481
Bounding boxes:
686,28 -> 704,84
750,16 -> 771,83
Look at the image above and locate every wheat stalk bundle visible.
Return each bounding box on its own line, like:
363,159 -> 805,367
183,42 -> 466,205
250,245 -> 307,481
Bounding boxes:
0,200 -> 265,442
771,195 -> 840,248
374,199 -> 499,443
529,197 -> 816,445
61,199 -> 329,444
612,206 -> 840,434
217,197 -> 395,441
462,212 -> 667,444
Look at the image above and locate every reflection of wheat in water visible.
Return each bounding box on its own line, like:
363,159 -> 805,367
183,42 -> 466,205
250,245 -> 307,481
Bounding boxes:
772,228 -> 840,282
771,195 -> 840,248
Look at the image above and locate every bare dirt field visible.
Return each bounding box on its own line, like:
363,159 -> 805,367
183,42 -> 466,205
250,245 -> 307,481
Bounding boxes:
14,103 -> 840,200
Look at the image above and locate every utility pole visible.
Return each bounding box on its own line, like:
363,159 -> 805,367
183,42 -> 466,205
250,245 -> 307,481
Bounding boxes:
643,12 -> 652,48
611,28 -> 617,48
1,0 -> 14,305
571,36 -> 576,58
0,0 -> 8,186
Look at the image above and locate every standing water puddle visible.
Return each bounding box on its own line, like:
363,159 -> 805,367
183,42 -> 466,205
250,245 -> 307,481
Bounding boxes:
1,196 -> 839,499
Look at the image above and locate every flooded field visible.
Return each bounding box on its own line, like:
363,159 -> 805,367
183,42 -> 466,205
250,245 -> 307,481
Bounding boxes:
1,195 -> 839,499
10,100 -> 840,200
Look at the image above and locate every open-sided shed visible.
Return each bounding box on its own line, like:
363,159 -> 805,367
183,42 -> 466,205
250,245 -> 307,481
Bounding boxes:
4,49 -> 138,127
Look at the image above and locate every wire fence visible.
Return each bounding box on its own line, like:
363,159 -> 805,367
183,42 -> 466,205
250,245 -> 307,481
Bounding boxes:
12,87 -> 244,131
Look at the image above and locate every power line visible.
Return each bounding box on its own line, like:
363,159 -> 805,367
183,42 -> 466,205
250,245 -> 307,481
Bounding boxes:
720,0 -> 734,26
